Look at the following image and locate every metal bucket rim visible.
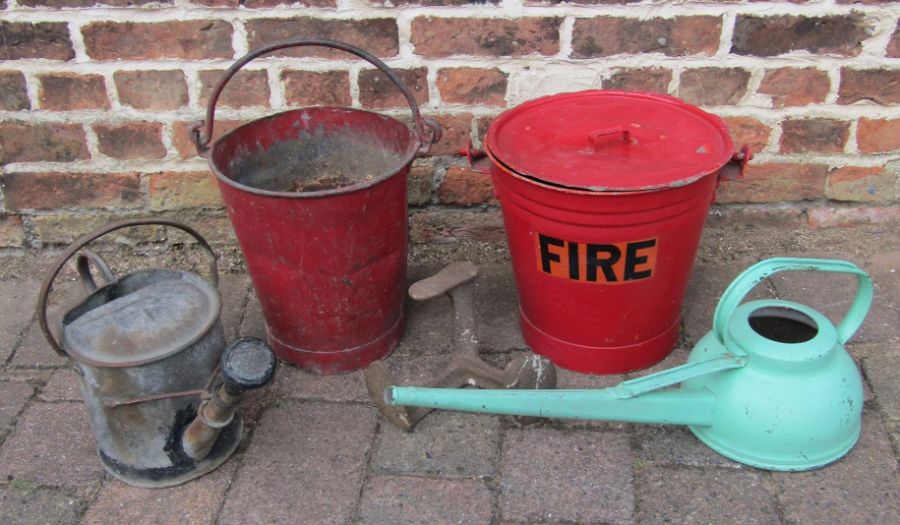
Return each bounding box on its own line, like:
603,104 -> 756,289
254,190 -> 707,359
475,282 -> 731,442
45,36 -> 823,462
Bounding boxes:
207,106 -> 418,200
61,269 -> 223,369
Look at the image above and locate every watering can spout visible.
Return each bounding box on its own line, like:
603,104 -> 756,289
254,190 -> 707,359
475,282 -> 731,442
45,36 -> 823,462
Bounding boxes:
386,386 -> 718,427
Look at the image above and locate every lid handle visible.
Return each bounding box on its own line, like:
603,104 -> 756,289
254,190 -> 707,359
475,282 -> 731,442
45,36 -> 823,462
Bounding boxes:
589,127 -> 632,150
37,218 -> 220,357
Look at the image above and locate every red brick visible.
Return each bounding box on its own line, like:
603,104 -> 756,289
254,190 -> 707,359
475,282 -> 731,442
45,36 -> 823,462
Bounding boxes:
190,0 -> 334,5
172,120 -> 245,159
38,73 -> 108,111
2,172 -> 141,211
83,21 -> 233,60
572,16 -> 721,58
114,70 -> 188,111
758,68 -> 830,107
826,166 -> 894,202
721,116 -> 771,153
0,214 -> 25,248
419,113 -> 472,156
199,69 -> 269,109
0,122 -> 88,163
780,119 -> 849,154
0,22 -> 74,61
409,208 -> 505,244
359,68 -> 428,109
604,67 -> 671,94
808,206 -> 900,229
438,166 -> 497,206
282,70 -> 351,107
715,163 -> 828,203
678,68 -> 750,106
411,17 -> 560,58
732,14 -> 870,57
0,71 -> 30,110
20,0 -> 168,5
246,18 -> 398,59
858,118 -> 900,153
437,68 -> 507,106
888,22 -> 900,58
148,172 -> 222,211
839,69 -> 900,105
93,121 -> 166,160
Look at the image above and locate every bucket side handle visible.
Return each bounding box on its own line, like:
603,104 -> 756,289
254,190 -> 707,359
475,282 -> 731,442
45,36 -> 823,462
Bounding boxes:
192,39 -> 442,155
37,218 -> 220,357
712,257 -> 874,346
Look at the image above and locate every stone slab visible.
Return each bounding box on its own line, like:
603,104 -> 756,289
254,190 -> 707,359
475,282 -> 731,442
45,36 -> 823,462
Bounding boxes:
499,428 -> 633,524
38,368 -> 82,402
275,365 -> 369,403
0,402 -> 105,487
0,485 -> 86,525
633,424 -> 744,469
218,273 -> 251,341
81,461 -> 236,525
372,410 -> 501,478
0,380 -> 34,442
358,475 -> 494,525
239,289 -> 267,340
219,401 -> 376,525
772,410 -> 900,525
9,323 -> 69,368
473,263 -> 525,352
0,279 -> 39,363
635,466 -> 780,524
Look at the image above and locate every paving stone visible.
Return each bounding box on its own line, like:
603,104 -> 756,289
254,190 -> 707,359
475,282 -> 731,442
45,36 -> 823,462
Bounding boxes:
219,401 -> 376,525
0,485 -> 86,525
372,410 -> 500,478
395,286 -> 454,356
81,461 -> 236,525
474,263 -> 525,352
633,425 -> 744,469
358,475 -> 494,525
635,466 -> 780,524
10,323 -> 69,368
771,268 -> 898,343
0,380 -> 34,442
275,363 -> 369,403
863,351 -> 900,420
239,289 -> 267,339
0,403 -> 105,487
499,427 -> 633,524
0,279 -> 39,363
772,410 -> 900,525
681,260 -> 766,346
553,367 -> 628,430
38,368 -> 82,402
218,273 -> 250,341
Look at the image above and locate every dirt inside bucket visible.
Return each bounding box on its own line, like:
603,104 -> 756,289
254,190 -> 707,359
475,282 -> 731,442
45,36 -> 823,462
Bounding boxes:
229,128 -> 407,193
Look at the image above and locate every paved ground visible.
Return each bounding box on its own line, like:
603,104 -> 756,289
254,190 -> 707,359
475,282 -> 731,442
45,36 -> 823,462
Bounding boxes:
0,219 -> 898,524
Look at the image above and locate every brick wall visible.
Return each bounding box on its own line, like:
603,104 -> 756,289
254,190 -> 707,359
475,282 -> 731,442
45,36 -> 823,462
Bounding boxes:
1,0 -> 899,249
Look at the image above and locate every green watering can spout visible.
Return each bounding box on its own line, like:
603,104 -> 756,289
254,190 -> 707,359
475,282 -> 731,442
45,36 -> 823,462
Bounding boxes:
388,257 -> 875,472
387,352 -> 745,427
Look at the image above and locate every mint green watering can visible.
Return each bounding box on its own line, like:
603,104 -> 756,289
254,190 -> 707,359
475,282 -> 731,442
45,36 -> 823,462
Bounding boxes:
387,258 -> 874,471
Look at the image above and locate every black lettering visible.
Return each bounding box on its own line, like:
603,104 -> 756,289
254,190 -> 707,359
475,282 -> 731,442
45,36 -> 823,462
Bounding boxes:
624,239 -> 656,281
586,244 -> 620,282
567,241 -> 580,280
539,234 -> 564,274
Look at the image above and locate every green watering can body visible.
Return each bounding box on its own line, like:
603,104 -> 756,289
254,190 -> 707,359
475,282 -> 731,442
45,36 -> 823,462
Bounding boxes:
388,258 -> 874,471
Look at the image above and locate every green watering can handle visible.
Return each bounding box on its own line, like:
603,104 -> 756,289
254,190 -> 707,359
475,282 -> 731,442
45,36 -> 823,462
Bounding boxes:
713,257 -> 874,346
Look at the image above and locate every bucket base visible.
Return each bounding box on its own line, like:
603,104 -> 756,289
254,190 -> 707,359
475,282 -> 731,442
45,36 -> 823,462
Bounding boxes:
269,314 -> 403,374
520,309 -> 678,374
99,415 -> 243,488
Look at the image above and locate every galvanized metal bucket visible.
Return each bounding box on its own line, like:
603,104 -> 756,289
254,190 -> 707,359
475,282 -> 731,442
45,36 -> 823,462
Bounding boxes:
193,39 -> 441,374
38,219 -> 274,488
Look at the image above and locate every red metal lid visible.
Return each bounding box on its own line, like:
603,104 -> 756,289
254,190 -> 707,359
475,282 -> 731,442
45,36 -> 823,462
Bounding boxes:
485,91 -> 735,192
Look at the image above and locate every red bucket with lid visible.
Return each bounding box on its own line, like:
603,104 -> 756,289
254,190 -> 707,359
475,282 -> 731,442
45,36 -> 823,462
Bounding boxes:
482,91 -> 749,374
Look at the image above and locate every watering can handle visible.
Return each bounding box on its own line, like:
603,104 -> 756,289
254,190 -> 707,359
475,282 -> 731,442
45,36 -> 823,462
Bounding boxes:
191,38 -> 441,155
712,257 -> 874,346
37,218 -> 220,357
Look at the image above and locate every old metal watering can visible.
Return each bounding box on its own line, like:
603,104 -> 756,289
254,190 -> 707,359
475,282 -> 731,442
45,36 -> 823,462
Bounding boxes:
387,258 -> 874,471
38,218 -> 277,487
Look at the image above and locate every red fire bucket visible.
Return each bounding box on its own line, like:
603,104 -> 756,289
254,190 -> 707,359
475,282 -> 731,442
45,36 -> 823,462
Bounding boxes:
482,91 -> 749,374
194,40 -> 440,374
